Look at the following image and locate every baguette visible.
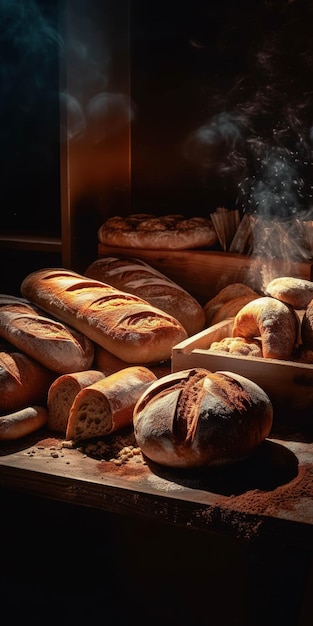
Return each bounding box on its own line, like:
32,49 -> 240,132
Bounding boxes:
20,268 -> 188,364
0,405 -> 48,440
84,256 -> 205,336
47,370 -> 105,434
66,365 -> 157,442
0,350 -> 55,413
0,295 -> 94,373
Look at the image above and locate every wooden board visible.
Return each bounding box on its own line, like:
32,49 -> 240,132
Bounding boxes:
1,427 -> 313,548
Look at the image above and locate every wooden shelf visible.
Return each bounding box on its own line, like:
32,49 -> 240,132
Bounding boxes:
0,234 -> 62,253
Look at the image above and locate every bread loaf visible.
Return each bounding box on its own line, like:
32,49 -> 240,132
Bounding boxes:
133,368 -> 273,468
0,350 -> 55,413
0,294 -> 94,373
47,370 -> 105,434
66,366 -> 157,442
0,405 -> 48,440
20,268 -> 188,364
84,256 -> 205,336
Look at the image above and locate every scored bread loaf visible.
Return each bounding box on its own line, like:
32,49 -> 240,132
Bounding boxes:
84,256 -> 205,336
20,268 -> 188,364
0,350 -> 55,413
0,405 -> 48,440
47,370 -> 105,434
133,368 -> 273,468
0,294 -> 94,373
66,365 -> 157,442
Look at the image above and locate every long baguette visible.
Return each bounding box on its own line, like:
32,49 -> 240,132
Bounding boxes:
0,295 -> 94,373
84,255 -> 205,336
20,268 -> 188,363
0,350 -> 55,413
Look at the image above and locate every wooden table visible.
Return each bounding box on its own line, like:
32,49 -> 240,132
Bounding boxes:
1,426 -> 313,625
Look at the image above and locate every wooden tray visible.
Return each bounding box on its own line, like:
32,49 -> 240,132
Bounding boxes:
172,319 -> 313,428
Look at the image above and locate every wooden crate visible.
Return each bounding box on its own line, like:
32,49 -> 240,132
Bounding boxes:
172,319 -> 313,428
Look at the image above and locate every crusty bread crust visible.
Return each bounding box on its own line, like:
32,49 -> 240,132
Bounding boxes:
0,350 -> 55,413
21,268 -> 188,363
232,296 -> 299,360
133,368 -> 273,468
97,214 -> 218,250
84,256 -> 205,336
266,276 -> 313,309
0,405 -> 48,440
0,295 -> 94,373
204,283 -> 259,326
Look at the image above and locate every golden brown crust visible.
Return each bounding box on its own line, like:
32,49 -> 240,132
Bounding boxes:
203,283 -> 259,326
97,214 -> 218,250
0,350 -> 55,413
0,295 -> 94,373
265,276 -> 313,309
209,294 -> 261,325
84,256 -> 205,336
21,268 -> 188,364
133,368 -> 273,468
232,296 -> 299,360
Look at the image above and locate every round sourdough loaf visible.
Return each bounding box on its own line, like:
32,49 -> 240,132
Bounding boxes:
133,368 -> 273,468
97,214 -> 218,250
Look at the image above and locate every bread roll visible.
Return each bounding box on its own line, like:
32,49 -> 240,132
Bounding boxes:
203,283 -> 259,326
232,296 -> 299,360
209,294 -> 261,325
208,336 -> 263,357
66,366 -> 157,442
265,276 -> 313,309
47,370 -> 105,434
133,368 -> 273,468
84,256 -> 205,336
0,350 -> 55,413
0,405 -> 48,440
20,268 -> 188,364
0,294 -> 94,373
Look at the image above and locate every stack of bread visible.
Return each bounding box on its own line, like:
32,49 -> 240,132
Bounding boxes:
4,260 -> 312,469
205,276 -> 313,363
0,262 -> 193,442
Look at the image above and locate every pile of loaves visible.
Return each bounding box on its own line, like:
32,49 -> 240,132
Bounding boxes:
1,256 -> 313,468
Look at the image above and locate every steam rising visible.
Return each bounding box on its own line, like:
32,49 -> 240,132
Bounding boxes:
184,0 -> 313,262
